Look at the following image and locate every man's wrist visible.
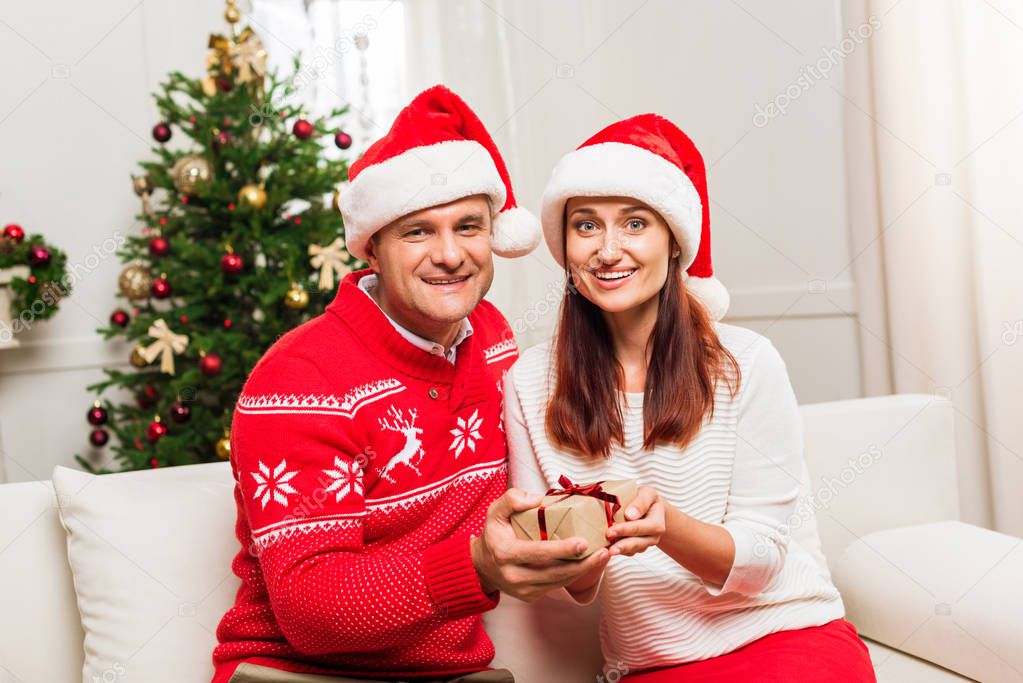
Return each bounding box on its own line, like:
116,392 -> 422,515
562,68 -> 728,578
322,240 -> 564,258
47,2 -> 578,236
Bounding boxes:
469,535 -> 496,594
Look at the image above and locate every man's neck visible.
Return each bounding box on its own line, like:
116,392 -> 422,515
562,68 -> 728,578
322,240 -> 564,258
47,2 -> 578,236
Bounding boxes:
370,285 -> 461,353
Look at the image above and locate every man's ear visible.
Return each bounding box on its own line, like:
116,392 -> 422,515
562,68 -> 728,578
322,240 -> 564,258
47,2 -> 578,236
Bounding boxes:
364,234 -> 382,274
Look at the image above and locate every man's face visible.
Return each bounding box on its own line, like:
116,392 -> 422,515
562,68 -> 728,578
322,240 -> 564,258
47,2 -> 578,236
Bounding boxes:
365,195 -> 495,340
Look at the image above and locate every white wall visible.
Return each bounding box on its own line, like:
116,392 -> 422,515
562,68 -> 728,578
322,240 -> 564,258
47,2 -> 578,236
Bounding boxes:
0,0 -> 863,483
406,0 -> 863,403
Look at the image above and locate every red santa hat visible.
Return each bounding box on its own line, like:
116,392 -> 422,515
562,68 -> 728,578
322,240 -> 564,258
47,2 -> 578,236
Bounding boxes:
540,114 -> 729,320
338,85 -> 541,261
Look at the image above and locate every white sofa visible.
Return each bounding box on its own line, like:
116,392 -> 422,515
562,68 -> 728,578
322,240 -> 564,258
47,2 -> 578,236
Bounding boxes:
1,394 -> 1020,683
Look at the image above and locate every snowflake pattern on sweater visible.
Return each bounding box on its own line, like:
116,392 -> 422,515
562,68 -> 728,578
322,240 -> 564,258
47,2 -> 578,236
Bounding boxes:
211,270 -> 518,683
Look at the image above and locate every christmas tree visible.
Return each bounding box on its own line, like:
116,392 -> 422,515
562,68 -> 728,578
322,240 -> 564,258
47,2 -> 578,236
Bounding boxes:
78,0 -> 362,473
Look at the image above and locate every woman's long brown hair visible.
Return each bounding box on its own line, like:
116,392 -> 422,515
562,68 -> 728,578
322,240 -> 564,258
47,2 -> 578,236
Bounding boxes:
545,254 -> 741,459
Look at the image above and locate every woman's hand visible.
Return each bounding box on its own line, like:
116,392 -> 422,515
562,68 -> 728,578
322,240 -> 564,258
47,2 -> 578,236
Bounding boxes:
606,485 -> 666,557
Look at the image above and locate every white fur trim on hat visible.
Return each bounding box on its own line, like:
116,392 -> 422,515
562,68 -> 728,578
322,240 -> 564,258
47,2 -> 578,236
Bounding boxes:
491,206 -> 542,258
540,142 -> 702,268
683,272 -> 730,321
339,139 -> 507,261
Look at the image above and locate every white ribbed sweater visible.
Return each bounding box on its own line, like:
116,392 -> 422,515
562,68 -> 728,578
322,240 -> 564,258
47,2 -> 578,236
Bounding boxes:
504,322 -> 845,672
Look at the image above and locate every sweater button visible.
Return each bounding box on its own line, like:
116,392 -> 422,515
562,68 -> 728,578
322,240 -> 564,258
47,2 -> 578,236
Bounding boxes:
428,388 -> 439,399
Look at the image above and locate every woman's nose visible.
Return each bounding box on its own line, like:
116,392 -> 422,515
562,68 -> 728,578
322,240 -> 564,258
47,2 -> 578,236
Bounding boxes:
598,228 -> 623,262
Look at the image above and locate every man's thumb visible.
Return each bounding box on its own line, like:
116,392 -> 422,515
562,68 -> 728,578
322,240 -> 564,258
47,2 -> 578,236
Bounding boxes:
491,488 -> 542,519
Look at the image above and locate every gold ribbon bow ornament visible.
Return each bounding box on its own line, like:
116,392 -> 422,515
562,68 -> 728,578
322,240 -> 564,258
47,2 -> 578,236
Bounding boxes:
308,237 -> 351,291
140,318 -> 189,375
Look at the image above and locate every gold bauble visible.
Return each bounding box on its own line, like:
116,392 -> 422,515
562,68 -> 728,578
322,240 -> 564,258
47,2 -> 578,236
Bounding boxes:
132,174 -> 152,196
284,284 -> 309,310
171,155 -> 214,195
201,76 -> 218,97
119,264 -> 153,300
130,344 -> 149,368
224,5 -> 241,25
238,183 -> 267,209
216,434 -> 231,460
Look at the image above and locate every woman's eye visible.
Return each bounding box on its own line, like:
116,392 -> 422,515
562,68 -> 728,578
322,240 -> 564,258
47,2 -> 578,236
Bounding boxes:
626,219 -> 646,231
575,221 -> 598,233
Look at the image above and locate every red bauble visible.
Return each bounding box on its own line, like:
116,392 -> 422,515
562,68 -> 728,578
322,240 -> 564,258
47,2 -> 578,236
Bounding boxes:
137,385 -> 160,409
3,224 -> 25,243
293,119 -> 314,140
334,130 -> 353,149
110,309 -> 130,327
151,277 -> 172,299
86,405 -> 108,426
152,123 -> 172,142
146,419 -> 168,443
149,236 -> 171,257
28,245 -> 51,267
199,352 -> 223,377
89,429 -> 109,447
220,252 -> 243,275
169,401 -> 191,423
212,130 -> 230,152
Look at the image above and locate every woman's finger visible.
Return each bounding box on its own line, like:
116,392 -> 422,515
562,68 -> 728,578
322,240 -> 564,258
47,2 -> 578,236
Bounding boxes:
607,519 -> 660,540
622,485 -> 659,520
609,536 -> 659,556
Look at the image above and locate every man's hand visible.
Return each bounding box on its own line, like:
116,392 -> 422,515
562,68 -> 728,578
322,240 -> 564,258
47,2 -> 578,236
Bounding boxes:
606,485 -> 666,557
471,488 -> 610,602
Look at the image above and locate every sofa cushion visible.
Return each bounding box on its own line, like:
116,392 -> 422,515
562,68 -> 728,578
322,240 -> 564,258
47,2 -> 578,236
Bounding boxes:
52,462 -> 239,683
832,520 -> 1023,683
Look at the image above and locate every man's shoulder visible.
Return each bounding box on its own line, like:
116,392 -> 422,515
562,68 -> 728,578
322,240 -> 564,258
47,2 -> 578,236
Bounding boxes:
241,310 -> 360,394
469,297 -> 511,334
470,297 -> 519,364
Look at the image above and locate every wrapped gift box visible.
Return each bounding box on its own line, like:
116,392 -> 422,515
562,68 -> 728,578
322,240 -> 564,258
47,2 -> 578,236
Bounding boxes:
510,477 -> 638,557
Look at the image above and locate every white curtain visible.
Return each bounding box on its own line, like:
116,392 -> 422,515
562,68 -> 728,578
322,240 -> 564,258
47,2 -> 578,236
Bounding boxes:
857,0 -> 1023,534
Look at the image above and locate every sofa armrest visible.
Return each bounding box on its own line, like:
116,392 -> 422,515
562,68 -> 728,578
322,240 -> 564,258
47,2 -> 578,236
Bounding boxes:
832,520 -> 1023,683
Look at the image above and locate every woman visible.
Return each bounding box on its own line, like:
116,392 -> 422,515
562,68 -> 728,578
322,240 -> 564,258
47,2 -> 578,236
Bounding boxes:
504,114 -> 876,682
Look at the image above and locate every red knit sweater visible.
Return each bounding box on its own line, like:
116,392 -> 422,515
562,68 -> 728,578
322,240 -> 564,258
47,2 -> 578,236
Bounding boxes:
211,269 -> 518,682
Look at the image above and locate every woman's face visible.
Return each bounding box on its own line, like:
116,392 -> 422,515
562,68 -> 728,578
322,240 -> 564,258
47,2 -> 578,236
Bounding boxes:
564,196 -> 675,314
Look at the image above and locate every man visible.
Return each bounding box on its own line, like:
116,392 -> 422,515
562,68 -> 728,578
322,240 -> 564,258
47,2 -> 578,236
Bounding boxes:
211,86 -> 608,683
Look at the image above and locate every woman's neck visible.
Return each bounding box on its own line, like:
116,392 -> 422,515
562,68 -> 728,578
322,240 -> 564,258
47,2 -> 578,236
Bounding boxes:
602,294 -> 659,392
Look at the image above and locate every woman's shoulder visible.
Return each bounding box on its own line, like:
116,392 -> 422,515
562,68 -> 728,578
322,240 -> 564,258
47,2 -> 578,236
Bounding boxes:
713,321 -> 776,367
507,340 -> 555,389
713,322 -> 796,407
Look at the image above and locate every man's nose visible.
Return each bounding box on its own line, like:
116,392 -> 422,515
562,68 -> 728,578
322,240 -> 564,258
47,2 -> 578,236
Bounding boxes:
431,229 -> 464,269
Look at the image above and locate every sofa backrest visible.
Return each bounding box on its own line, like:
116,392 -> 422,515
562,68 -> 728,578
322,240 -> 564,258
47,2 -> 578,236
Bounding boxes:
800,393 -> 959,565
0,480 -> 84,682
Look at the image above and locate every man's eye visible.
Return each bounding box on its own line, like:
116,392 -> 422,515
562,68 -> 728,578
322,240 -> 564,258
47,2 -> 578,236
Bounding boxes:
458,224 -> 481,232
403,229 -> 428,238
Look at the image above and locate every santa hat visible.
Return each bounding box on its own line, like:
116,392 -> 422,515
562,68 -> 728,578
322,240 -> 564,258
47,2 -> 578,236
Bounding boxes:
338,85 -> 541,261
540,114 -> 729,320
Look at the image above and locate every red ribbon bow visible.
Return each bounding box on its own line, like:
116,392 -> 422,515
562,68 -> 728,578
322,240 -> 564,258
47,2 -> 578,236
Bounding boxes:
536,475 -> 623,541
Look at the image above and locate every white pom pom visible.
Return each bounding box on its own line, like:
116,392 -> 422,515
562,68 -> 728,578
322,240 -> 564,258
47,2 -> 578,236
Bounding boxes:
491,207 -> 542,258
684,275 -> 730,321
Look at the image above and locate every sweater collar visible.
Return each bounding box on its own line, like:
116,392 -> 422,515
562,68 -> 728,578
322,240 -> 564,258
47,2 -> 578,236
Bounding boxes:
326,270 -> 491,407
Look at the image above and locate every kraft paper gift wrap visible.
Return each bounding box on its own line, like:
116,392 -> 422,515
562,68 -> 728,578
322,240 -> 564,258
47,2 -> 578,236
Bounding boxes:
510,477 -> 638,557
